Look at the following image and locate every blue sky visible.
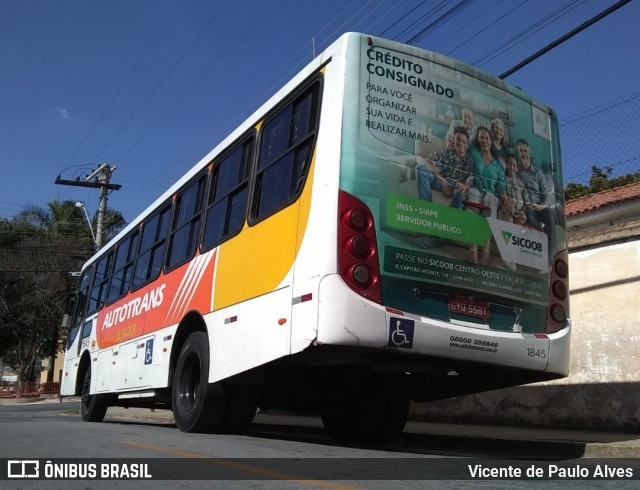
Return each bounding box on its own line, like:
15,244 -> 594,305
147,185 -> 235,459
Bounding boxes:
1,0 -> 638,223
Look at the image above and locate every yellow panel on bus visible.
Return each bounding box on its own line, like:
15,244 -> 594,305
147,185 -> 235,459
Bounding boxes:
213,153 -> 316,310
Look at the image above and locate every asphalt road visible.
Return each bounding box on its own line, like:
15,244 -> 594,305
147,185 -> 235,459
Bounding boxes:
1,401 -> 639,489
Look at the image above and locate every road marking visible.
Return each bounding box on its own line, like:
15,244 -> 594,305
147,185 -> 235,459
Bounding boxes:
122,439 -> 364,489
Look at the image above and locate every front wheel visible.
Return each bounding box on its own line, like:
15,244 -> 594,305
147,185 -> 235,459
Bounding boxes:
171,331 -> 259,433
80,368 -> 110,422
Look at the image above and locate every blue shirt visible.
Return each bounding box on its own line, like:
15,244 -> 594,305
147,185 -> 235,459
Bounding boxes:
518,164 -> 548,204
468,147 -> 506,195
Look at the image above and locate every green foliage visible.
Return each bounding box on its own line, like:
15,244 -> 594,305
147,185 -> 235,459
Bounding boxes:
564,166 -> 640,201
0,200 -> 125,384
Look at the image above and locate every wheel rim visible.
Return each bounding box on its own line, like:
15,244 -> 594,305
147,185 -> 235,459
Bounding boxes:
178,352 -> 200,412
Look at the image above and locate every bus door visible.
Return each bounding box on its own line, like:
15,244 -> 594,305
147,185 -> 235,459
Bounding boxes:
60,267 -> 94,396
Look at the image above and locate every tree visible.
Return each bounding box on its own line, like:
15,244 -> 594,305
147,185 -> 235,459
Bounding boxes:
0,234 -> 82,390
92,208 -> 127,244
0,200 -> 126,391
564,166 -> 640,201
14,200 -> 94,245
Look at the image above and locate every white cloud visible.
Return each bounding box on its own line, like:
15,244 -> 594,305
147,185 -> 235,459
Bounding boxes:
58,107 -> 70,120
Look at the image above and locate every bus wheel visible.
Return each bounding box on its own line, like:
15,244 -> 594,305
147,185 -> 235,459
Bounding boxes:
217,383 -> 259,434
80,368 -> 110,422
172,332 -> 226,433
321,395 -> 409,444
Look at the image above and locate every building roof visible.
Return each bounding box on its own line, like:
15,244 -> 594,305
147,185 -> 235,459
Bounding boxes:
565,181 -> 640,217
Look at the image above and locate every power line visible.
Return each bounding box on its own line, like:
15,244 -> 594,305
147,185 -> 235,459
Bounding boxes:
561,93 -> 640,126
405,0 -> 476,45
62,0 -> 184,168
499,0 -> 634,78
444,0 -> 527,56
377,0 -> 427,37
473,0 -> 584,66
428,0 -> 507,52
88,1 -> 233,166
393,0 -> 451,42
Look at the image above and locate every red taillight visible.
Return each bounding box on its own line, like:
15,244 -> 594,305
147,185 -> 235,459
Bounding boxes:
348,235 -> 372,258
547,252 -> 569,333
338,191 -> 382,304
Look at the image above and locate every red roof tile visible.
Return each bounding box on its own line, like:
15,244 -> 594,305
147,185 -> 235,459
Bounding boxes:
566,181 -> 640,216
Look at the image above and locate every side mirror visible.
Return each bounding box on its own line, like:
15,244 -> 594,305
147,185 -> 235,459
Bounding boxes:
64,291 -> 77,316
61,314 -> 71,329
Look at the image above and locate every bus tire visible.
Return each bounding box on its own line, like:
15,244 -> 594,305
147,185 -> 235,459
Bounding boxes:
321,395 -> 409,444
172,332 -> 226,433
80,368 -> 110,422
217,383 -> 259,434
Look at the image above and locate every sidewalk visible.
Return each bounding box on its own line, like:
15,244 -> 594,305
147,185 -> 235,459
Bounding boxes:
103,406 -> 640,459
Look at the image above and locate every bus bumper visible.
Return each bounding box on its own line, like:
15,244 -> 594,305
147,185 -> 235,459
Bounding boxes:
317,274 -> 570,377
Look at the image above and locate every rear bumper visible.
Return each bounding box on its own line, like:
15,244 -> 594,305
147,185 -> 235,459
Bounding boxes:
317,274 -> 570,376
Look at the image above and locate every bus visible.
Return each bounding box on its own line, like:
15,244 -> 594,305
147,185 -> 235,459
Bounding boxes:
61,32 -> 570,443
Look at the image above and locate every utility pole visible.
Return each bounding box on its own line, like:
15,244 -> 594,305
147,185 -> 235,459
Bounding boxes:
55,164 -> 121,248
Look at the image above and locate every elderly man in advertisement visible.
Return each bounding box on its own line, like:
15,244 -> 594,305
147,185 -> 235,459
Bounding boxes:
516,138 -> 555,268
446,107 -> 477,148
415,125 -> 475,248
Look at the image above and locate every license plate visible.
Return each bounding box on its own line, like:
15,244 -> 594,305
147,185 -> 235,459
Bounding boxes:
448,296 -> 490,320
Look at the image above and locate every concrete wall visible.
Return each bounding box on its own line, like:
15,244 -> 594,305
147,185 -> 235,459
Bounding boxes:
411,218 -> 640,432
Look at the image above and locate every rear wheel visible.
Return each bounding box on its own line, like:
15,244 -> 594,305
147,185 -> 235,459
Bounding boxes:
217,382 -> 260,434
80,368 -> 110,422
321,394 -> 409,444
321,369 -> 409,444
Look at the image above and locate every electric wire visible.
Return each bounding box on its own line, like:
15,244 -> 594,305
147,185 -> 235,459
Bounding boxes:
443,0 -> 526,56
377,0 -> 427,37
405,0 -> 476,46
393,0 -> 451,42
5,1 -> 633,220
472,0 -> 585,67
88,0 -> 233,166
61,0 -> 184,169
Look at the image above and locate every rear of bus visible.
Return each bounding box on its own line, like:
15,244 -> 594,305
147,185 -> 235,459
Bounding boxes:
317,34 -> 569,400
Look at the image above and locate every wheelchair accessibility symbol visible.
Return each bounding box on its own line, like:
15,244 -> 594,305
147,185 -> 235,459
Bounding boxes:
144,338 -> 154,365
387,317 -> 414,349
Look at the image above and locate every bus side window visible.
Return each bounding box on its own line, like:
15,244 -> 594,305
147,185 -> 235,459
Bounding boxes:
132,204 -> 172,289
202,137 -> 253,250
87,253 -> 113,315
253,81 -> 320,220
67,266 -> 94,350
107,230 -> 140,304
166,173 -> 206,269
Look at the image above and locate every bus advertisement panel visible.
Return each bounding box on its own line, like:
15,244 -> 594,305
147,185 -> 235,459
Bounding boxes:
341,36 -> 566,334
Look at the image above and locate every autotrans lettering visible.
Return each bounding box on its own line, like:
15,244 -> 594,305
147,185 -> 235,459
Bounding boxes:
366,48 -> 454,99
101,284 -> 166,331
